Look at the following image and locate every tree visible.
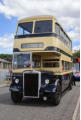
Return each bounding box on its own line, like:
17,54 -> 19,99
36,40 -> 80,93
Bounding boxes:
73,50 -> 80,58
0,54 -> 12,61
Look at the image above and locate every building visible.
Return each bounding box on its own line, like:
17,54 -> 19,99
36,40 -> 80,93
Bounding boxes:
0,58 -> 12,69
0,58 -> 12,81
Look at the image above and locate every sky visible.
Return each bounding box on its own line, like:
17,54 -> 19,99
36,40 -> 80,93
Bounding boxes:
0,0 -> 80,54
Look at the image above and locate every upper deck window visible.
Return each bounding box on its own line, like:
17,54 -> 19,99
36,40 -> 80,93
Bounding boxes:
17,22 -> 33,35
55,23 -> 72,50
55,23 -> 60,35
34,20 -> 52,33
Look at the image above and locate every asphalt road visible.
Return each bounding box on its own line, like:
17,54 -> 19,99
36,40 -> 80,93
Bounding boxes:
0,82 -> 80,120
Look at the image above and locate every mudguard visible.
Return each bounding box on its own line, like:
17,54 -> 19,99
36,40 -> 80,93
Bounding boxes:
41,79 -> 60,93
9,84 -> 23,93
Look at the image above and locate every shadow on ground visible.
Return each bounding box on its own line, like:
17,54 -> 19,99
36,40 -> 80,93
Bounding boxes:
0,92 -> 54,107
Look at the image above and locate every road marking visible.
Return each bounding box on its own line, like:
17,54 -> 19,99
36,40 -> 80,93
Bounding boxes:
72,96 -> 80,120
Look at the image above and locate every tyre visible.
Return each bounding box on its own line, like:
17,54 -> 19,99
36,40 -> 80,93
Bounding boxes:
11,92 -> 23,104
51,82 -> 62,105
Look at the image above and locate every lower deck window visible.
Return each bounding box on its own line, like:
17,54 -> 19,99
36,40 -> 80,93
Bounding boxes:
32,55 -> 41,68
43,62 -> 59,67
32,61 -> 40,68
62,61 -> 72,70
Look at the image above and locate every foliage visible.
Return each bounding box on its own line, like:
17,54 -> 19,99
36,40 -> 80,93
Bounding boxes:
73,50 -> 80,58
0,54 -> 12,61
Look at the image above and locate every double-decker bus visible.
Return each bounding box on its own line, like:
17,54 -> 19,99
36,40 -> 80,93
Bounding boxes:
10,15 -> 73,105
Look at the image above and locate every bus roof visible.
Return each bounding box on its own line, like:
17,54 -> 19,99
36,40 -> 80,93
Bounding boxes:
18,15 -> 56,23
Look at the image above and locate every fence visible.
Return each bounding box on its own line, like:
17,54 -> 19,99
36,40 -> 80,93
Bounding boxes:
0,69 -> 10,81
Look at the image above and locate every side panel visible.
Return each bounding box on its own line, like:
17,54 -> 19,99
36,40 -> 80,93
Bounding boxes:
61,73 -> 72,91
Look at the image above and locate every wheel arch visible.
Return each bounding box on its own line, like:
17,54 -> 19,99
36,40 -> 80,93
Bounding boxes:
54,79 -> 62,92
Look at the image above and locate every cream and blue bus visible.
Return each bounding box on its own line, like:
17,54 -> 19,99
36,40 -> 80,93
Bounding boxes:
10,15 -> 73,105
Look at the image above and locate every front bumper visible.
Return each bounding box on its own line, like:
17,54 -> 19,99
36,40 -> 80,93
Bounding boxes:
9,83 -> 56,98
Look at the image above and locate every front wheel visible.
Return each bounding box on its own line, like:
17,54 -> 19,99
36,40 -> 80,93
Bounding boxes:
11,92 -> 23,104
51,83 -> 61,105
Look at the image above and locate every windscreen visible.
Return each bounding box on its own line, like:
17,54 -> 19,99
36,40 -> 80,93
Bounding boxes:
34,20 -> 52,33
13,53 -> 31,69
17,22 -> 33,35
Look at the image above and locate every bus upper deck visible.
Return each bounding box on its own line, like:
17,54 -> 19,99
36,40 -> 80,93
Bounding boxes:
13,15 -> 72,74
14,16 -> 72,53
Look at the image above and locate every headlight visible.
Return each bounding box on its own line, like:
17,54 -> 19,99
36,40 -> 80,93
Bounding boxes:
15,79 -> 19,84
45,79 -> 49,85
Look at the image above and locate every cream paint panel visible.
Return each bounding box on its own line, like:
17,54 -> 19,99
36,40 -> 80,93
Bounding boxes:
53,38 -> 72,56
18,16 -> 55,24
13,68 -> 72,75
61,54 -> 72,62
14,36 -> 55,51
14,37 -> 72,56
14,36 -> 72,56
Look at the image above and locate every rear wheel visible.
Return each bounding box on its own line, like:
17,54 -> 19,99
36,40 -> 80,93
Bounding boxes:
11,92 -> 23,104
51,83 -> 61,105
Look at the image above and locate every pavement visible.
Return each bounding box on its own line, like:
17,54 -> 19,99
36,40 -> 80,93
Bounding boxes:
72,95 -> 80,120
0,84 -> 10,87
76,106 -> 80,120
0,84 -> 7,87
0,82 -> 80,120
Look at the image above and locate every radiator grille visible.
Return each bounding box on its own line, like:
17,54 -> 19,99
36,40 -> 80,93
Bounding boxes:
24,73 -> 39,97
